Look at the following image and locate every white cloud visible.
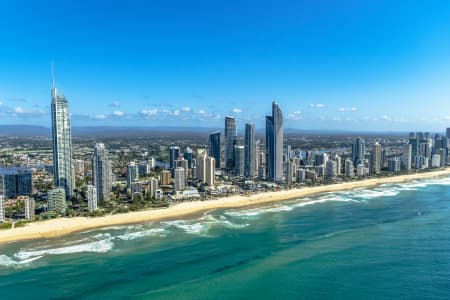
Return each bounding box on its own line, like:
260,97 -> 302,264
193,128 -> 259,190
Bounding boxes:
141,109 -> 158,116
310,103 -> 325,108
14,106 -> 24,113
173,109 -> 180,116
198,109 -> 206,115
232,108 -> 242,114
287,110 -> 302,121
338,107 -> 358,112
113,110 -> 125,117
181,106 -> 191,112
110,101 -> 120,108
95,114 -> 107,120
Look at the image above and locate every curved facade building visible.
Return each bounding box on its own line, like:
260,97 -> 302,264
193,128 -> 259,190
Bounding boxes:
265,102 -> 284,182
51,75 -> 73,198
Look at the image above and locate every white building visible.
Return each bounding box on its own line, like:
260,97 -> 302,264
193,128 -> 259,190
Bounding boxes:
87,185 -> 98,212
0,195 -> 5,222
356,164 -> 369,177
174,167 -> 186,191
48,188 -> 67,215
401,143 -> 412,171
325,160 -> 337,178
388,157 -> 401,173
344,159 -> 354,178
149,178 -> 159,198
205,156 -> 215,186
431,154 -> 441,168
24,196 -> 35,220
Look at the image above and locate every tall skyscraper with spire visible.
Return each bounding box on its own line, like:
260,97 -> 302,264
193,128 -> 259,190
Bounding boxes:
51,65 -> 73,198
265,101 -> 284,181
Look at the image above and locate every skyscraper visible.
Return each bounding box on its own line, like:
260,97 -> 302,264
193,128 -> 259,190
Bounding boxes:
127,161 -> 139,190
169,146 -> 180,170
208,131 -> 221,169
205,156 -> 215,186
24,197 -> 35,220
225,116 -> 237,170
0,167 -> 32,198
370,142 -> 382,175
446,128 -> 450,139
352,137 -> 365,165
401,143 -> 412,171
266,101 -> 284,181
183,147 -> 194,169
174,167 -> 186,191
51,67 -> 73,198
244,123 -> 256,178
92,143 -> 111,203
234,145 -> 245,176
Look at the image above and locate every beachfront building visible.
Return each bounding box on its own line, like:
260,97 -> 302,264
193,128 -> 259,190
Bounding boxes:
325,160 -> 338,178
401,143 -> 412,171
345,159 -> 355,178
92,143 -> 112,203
234,145 -> 245,176
24,196 -> 35,220
48,188 -> 67,215
174,167 -> 186,191
87,185 -> 98,212
0,167 -> 33,198
0,195 -> 5,222
370,142 -> 382,175
127,161 -> 139,191
266,101 -> 284,182
388,158 -> 401,173
244,123 -> 256,178
352,137 -> 365,165
225,116 -> 237,170
205,156 -> 215,186
431,154 -> 441,168
51,69 -> 74,198
149,178 -> 159,198
208,131 -> 221,169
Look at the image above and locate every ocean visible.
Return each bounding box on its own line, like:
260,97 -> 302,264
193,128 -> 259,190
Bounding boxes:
1,177 -> 450,299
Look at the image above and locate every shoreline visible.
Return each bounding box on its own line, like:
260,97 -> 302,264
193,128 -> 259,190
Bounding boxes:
1,169 -> 450,244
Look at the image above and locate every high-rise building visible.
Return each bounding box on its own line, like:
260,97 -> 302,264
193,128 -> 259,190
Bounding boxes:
401,143 -> 412,171
174,167 -> 186,191
325,160 -> 338,178
266,101 -> 284,181
388,158 -> 401,173
352,137 -> 365,165
286,158 -> 297,184
0,195 -> 4,222
160,170 -> 172,185
205,156 -> 215,186
344,159 -> 355,178
244,123 -> 256,178
24,196 -> 35,220
234,145 -> 245,176
0,167 -> 33,198
439,148 -> 448,167
208,131 -> 221,169
87,185 -> 98,212
48,188 -> 67,215
92,143 -> 111,203
431,155 -> 441,168
169,146 -> 180,171
51,68 -> 73,198
225,116 -> 237,170
446,128 -> 450,139
127,161 -> 139,190
149,178 -> 159,198
370,142 -> 382,175
196,153 -> 207,182
183,147 -> 194,169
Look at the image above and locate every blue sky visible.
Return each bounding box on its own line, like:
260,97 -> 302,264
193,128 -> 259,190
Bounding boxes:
1,0 -> 450,131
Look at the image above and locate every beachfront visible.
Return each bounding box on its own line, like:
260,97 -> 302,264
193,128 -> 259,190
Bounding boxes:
1,168 -> 450,244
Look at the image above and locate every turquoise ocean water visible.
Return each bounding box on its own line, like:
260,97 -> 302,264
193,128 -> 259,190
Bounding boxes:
1,177 -> 450,299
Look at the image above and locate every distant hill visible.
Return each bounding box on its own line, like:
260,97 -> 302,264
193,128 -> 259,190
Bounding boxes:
0,125 -> 409,137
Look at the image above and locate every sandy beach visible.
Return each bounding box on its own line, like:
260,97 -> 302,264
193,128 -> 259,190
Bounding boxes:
1,168 -> 450,244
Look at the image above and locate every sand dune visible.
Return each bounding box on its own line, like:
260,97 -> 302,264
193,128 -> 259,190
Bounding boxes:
1,169 -> 450,244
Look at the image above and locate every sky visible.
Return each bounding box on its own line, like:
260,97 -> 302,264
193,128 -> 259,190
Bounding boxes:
1,0 -> 450,132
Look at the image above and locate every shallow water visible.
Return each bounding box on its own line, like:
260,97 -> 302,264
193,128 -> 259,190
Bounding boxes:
1,177 -> 450,299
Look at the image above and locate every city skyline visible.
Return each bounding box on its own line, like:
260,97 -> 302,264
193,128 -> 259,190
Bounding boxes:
1,1 -> 450,131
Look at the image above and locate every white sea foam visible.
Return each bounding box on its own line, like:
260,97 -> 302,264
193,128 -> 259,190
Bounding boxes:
0,254 -> 45,267
13,238 -> 114,261
116,228 -> 166,241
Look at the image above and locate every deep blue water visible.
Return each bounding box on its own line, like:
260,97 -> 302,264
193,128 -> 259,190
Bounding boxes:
1,177 -> 450,299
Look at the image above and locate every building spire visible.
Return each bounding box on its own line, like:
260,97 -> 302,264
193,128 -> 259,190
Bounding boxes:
51,60 -> 55,90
